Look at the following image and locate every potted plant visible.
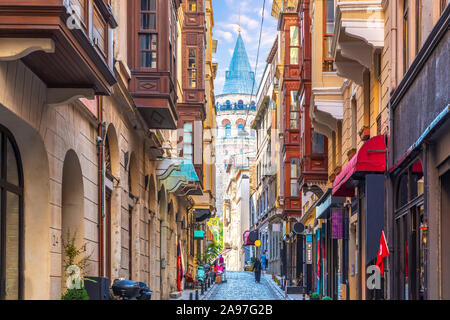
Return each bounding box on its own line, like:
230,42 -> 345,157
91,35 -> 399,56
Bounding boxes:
310,292 -> 321,300
359,126 -> 370,141
347,148 -> 357,160
61,231 -> 93,300
334,166 -> 342,176
329,173 -> 336,183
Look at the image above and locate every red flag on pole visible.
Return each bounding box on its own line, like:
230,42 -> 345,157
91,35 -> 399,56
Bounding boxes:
376,231 -> 389,276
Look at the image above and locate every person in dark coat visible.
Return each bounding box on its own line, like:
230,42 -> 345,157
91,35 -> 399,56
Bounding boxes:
253,258 -> 262,283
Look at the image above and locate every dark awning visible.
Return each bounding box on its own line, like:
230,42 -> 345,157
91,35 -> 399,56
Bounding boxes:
332,135 -> 387,197
243,229 -> 258,246
194,209 -> 211,222
316,189 -> 346,220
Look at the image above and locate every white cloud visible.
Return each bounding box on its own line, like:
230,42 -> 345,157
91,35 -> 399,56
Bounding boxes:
215,29 -> 233,42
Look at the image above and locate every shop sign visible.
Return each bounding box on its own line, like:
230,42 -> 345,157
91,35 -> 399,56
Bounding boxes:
306,242 -> 313,264
332,209 -> 343,239
194,230 -> 204,239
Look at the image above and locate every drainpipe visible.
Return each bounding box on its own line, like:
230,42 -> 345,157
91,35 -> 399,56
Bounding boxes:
97,96 -> 105,277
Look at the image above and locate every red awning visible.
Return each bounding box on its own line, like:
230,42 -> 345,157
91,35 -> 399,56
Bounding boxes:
332,135 -> 387,197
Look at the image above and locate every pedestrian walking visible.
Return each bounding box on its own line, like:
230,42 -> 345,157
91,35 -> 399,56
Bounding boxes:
261,250 -> 267,273
253,258 -> 262,283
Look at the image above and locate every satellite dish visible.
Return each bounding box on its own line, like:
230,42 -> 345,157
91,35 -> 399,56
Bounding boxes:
293,222 -> 305,234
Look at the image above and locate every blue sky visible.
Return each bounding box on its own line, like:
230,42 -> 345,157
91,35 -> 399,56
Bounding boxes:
212,0 -> 278,95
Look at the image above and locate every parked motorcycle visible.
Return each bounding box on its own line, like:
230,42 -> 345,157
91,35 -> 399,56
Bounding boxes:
111,279 -> 152,300
195,266 -> 206,285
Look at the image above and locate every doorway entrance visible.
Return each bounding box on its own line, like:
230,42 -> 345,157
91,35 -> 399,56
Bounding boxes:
0,124 -> 24,300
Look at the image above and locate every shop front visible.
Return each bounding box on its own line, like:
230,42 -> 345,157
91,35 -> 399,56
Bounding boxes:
315,189 -> 346,300
388,6 -> 449,300
332,135 -> 387,300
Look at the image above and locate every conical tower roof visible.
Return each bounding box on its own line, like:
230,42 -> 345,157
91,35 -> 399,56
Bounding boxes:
222,34 -> 255,95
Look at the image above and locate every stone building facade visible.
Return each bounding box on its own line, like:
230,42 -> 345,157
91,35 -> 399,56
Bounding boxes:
0,0 -> 216,300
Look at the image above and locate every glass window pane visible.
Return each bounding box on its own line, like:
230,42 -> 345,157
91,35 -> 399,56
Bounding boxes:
326,0 -> 335,26
189,0 -> 197,12
290,112 -> 299,120
151,35 -> 157,50
291,161 -> 298,178
325,36 -> 333,58
184,122 -> 193,132
290,48 -> 299,64
151,52 -> 157,68
291,181 -> 298,197
184,144 -> 193,155
397,173 -> 409,209
6,137 -> 19,185
184,133 -> 192,144
312,130 -> 325,154
5,192 -> 20,300
290,120 -> 299,129
141,34 -> 150,50
141,0 -> 156,11
290,26 -> 299,46
141,13 -> 156,30
141,52 -> 150,68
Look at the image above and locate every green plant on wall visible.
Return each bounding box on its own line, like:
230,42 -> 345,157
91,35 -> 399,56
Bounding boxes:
208,217 -> 223,250
195,240 -> 221,266
61,230 -> 94,300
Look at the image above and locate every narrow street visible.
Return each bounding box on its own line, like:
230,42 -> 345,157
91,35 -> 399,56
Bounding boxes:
206,272 -> 283,300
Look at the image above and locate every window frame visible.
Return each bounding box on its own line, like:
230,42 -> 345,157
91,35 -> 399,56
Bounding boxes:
323,0 -> 335,71
183,121 -> 194,160
188,48 -> 197,88
138,0 -> 158,70
189,0 -> 197,12
289,90 -> 299,130
290,158 -> 299,197
0,124 -> 24,300
289,25 -> 299,65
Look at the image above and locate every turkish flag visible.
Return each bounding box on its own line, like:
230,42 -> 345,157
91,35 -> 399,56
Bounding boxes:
376,231 -> 389,276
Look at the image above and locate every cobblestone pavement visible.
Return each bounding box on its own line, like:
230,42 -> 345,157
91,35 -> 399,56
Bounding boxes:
205,271 -> 283,300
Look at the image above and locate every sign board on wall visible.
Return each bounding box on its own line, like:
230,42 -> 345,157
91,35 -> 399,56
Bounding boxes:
194,230 -> 204,239
306,242 -> 313,264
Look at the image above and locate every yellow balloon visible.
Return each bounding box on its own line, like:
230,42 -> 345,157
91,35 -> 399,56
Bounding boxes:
255,240 -> 261,247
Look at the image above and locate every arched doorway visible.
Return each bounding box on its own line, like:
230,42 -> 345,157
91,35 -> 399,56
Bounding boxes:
104,125 -> 120,280
0,124 -> 24,300
148,175 -> 156,289
158,186 -> 167,298
61,150 -> 84,293
126,152 -> 138,280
